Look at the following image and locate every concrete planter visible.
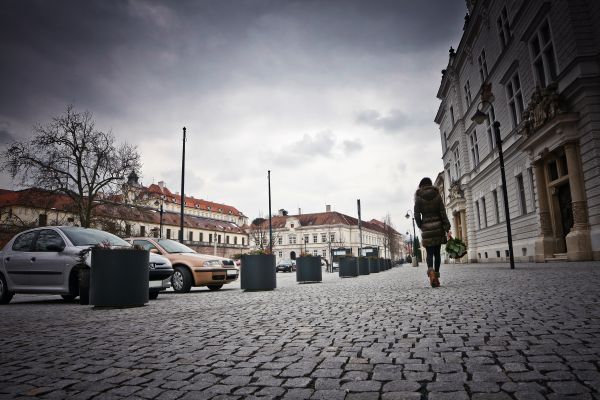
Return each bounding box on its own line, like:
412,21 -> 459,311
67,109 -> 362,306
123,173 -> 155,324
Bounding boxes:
78,268 -> 90,305
90,248 -> 149,307
339,256 -> 358,277
358,257 -> 370,275
368,257 -> 380,273
241,254 -> 276,290
296,256 -> 322,283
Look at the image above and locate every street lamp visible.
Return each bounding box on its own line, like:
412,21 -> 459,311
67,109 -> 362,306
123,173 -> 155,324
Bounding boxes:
154,200 -> 164,238
405,210 -> 418,266
472,101 -> 515,269
405,231 -> 412,261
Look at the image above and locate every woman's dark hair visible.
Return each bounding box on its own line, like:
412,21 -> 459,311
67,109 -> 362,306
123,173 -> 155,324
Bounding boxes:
419,177 -> 432,188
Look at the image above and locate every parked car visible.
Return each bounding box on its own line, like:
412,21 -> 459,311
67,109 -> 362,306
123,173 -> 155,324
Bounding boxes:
125,238 -> 239,292
0,226 -> 173,304
276,259 -> 296,272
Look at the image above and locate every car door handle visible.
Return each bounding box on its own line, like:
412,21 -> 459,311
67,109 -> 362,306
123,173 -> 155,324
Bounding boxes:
30,257 -> 36,262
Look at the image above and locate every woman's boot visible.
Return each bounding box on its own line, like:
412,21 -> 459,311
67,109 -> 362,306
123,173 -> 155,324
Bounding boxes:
433,271 -> 440,288
427,269 -> 436,287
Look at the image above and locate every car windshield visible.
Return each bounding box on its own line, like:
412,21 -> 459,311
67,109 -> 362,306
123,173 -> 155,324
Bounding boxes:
156,239 -> 196,253
59,227 -> 130,247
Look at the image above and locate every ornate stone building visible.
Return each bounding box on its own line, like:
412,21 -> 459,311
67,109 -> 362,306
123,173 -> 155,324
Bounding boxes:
435,0 -> 599,262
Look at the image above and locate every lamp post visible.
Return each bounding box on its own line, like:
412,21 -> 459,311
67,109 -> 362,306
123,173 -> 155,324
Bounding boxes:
472,102 -> 515,269
405,210 -> 418,266
405,231 -> 412,261
154,200 -> 164,238
179,127 -> 186,244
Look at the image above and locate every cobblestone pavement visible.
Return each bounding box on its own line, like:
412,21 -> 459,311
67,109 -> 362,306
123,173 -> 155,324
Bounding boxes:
1,262 -> 599,400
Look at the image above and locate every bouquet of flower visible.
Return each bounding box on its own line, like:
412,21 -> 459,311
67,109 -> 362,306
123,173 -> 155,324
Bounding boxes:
445,237 -> 467,259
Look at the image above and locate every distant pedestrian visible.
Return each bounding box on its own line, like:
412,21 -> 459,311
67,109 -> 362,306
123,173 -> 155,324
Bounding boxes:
414,177 -> 451,287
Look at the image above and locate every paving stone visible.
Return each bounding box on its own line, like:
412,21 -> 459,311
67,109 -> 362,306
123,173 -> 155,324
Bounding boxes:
381,393 -> 422,400
548,381 -> 591,394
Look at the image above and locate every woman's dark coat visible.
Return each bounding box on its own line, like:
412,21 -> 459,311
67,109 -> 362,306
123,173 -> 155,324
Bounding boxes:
414,184 -> 451,247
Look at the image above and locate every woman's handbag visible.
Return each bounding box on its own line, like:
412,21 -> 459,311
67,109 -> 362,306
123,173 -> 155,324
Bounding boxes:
445,237 -> 467,259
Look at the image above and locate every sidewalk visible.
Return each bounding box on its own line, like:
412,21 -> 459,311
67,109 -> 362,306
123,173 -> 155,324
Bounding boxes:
1,261 -> 599,399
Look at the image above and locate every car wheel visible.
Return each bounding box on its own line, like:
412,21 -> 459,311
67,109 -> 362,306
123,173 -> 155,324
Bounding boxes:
0,273 -> 14,304
207,284 -> 223,291
171,267 -> 192,293
61,294 -> 77,301
149,290 -> 160,300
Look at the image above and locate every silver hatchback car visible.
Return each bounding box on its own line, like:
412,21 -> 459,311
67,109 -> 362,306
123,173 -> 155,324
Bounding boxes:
0,226 -> 173,304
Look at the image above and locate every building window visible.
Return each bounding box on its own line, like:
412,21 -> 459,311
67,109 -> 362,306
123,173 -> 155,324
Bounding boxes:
528,167 -> 536,211
475,201 -> 481,230
497,6 -> 511,50
464,80 -> 472,107
481,196 -> 488,228
200,232 -> 204,242
289,234 -> 296,244
218,234 -> 221,243
485,105 -> 496,151
478,49 -> 489,83
209,233 -> 213,243
188,231 -> 193,242
125,224 -> 131,236
226,235 -> 230,244
304,234 -> 309,245
313,249 -> 318,256
470,131 -> 480,167
140,226 -> 146,236
453,148 -> 461,179
313,234 -> 318,243
330,233 -> 335,242
278,236 -> 283,245
321,233 -> 327,242
290,223 -> 294,228
516,174 -> 527,215
322,249 -> 327,257
234,236 -> 237,244
492,190 -> 500,224
242,237 -> 245,246
278,251 -> 282,258
167,228 -> 171,239
530,19 -> 557,88
450,106 -> 455,126
506,71 -> 524,128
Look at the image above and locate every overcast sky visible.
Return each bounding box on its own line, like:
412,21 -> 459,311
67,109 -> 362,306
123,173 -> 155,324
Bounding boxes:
0,0 -> 465,232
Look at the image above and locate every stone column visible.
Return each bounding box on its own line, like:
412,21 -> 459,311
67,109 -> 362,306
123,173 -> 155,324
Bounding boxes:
460,210 -> 468,245
564,142 -> 592,260
532,160 -> 555,262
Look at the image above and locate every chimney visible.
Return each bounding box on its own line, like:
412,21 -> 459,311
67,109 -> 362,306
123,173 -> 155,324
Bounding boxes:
298,208 -> 302,215
158,181 -> 165,189
326,205 -> 331,212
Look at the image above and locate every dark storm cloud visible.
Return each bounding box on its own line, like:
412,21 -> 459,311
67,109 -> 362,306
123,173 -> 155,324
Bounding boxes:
0,0 -> 465,129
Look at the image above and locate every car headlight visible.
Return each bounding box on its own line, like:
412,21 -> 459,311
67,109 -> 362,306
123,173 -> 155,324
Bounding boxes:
202,260 -> 222,268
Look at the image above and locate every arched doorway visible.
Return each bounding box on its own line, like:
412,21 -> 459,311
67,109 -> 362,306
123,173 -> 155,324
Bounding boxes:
290,251 -> 296,260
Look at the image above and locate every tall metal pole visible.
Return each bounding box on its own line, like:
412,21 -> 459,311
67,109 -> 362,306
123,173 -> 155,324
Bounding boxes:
357,199 -> 363,273
268,170 -> 273,254
412,216 -> 417,264
179,127 -> 186,243
493,121 -> 515,269
159,203 -> 163,239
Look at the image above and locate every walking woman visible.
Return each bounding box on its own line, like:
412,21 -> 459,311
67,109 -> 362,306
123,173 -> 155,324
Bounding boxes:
414,177 -> 451,287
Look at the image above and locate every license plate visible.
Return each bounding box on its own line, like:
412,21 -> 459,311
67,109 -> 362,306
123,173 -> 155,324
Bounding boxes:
149,280 -> 163,288
226,269 -> 237,276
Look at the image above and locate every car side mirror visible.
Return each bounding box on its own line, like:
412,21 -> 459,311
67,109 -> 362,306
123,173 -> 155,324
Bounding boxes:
149,248 -> 160,254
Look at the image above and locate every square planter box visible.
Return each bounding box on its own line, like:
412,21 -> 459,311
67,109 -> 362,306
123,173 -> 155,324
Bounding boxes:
339,256 -> 358,277
90,248 -> 149,307
241,254 -> 276,290
358,257 -> 370,275
368,257 -> 380,273
296,256 -> 322,283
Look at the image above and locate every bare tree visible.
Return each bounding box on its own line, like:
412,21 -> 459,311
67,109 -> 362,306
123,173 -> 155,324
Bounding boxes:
1,105 -> 141,228
248,216 -> 281,252
382,213 -> 401,260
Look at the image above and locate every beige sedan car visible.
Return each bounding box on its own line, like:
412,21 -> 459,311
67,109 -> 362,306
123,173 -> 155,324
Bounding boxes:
126,238 -> 238,292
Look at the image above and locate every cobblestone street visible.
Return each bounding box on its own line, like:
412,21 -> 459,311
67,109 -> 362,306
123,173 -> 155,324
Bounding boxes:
1,262 -> 599,400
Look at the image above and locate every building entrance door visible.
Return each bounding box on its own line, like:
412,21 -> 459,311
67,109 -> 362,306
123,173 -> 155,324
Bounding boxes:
557,183 -> 573,242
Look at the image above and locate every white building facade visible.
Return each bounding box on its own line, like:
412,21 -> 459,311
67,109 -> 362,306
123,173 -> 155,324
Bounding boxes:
436,0 -> 600,262
249,207 -> 403,265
